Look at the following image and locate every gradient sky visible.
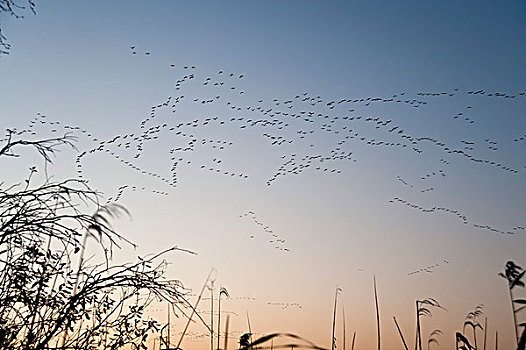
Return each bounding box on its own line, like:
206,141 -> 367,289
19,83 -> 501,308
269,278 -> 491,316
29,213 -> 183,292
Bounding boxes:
1,1 -> 526,349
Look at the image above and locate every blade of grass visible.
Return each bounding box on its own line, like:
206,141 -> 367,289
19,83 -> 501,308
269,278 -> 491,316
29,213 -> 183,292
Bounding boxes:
176,269 -> 214,349
342,306 -> 346,350
483,317 -> 487,350
224,315 -> 230,350
332,287 -> 342,350
393,316 -> 409,350
374,276 -> 381,350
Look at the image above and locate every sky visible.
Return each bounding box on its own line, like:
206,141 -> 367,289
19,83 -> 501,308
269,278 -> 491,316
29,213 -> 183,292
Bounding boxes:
1,1 -> 526,349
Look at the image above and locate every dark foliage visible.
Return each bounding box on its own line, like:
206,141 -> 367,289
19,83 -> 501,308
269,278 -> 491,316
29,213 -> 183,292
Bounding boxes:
0,131 -> 193,349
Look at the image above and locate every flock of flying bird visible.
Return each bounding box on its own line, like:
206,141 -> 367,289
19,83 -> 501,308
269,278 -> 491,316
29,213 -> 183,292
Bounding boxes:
141,295 -> 300,345
240,211 -> 289,252
3,46 -> 525,266
407,260 -> 451,276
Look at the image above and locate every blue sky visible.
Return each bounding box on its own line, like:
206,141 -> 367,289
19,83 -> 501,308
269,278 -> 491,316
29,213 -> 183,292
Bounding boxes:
1,1 -> 526,349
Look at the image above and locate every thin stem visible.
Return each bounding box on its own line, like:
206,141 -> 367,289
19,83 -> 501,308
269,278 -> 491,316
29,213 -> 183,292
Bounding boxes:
473,324 -> 478,349
331,287 -> 340,350
247,312 -> 253,350
224,315 -> 230,350
167,301 -> 171,348
342,306 -> 346,350
218,290 -> 222,350
509,286 -> 519,347
374,276 -> 380,350
176,269 -> 213,349
483,317 -> 487,350
416,301 -> 422,350
211,281 -> 215,350
393,316 -> 409,350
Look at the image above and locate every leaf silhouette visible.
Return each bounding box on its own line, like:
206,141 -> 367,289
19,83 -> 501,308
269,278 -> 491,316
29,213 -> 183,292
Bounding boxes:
463,320 -> 482,333
518,325 -> 526,350
240,333 -> 327,350
500,261 -> 524,288
511,270 -> 526,290
456,332 -> 474,349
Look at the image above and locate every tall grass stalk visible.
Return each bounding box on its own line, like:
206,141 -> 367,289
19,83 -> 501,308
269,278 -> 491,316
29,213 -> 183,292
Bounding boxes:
167,301 -> 171,348
217,288 -> 229,350
331,287 -> 342,350
224,315 -> 230,350
351,332 -> 356,350
483,317 -> 487,350
342,306 -> 346,350
393,316 -> 409,350
509,286 -> 519,347
247,312 -> 254,350
176,269 -> 214,349
211,280 -> 215,350
415,301 -> 421,350
464,304 -> 483,349
499,261 -> 525,347
416,298 -> 445,350
373,276 -> 380,350
218,287 -> 230,350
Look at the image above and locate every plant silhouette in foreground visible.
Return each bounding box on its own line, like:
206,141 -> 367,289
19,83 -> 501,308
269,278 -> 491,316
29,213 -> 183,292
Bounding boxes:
462,304 -> 484,350
456,331 -> 474,350
427,329 -> 441,350
415,298 -> 445,350
499,260 -> 526,347
239,333 -> 327,350
0,130 -> 195,349
331,287 -> 343,350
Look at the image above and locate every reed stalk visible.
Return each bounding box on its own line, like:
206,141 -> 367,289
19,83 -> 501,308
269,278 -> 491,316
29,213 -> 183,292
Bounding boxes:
342,306 -> 346,350
211,280 -> 215,350
224,315 -> 230,350
176,269 -> 214,349
393,316 -> 409,350
374,276 -> 380,350
483,317 -> 487,350
416,301 -> 421,350
218,287 -> 229,350
167,301 -> 171,348
331,287 -> 342,350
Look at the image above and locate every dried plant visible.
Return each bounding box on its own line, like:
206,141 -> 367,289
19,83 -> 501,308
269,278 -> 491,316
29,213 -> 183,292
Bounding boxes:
456,331 -> 474,350
331,287 -> 343,350
239,333 -> 327,350
415,298 -> 446,350
499,261 -> 526,347
0,132 -> 195,349
463,304 -> 484,349
427,329 -> 441,350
